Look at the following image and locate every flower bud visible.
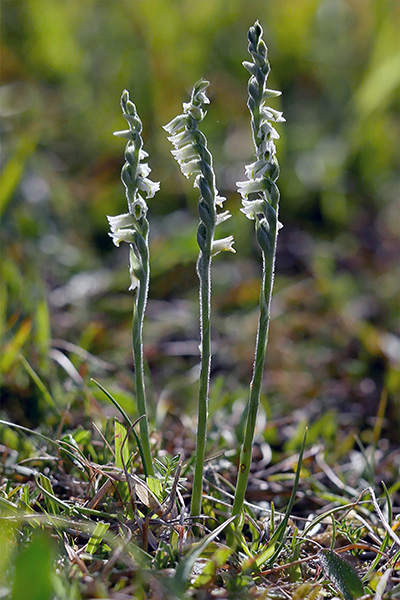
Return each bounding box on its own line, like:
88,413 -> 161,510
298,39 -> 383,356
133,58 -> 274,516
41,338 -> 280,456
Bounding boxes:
129,246 -> 144,290
255,218 -> 271,254
113,129 -> 135,141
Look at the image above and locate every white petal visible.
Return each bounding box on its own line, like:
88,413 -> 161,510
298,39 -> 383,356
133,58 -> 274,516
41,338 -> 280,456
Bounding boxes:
215,194 -> 226,207
113,129 -> 134,140
240,199 -> 265,220
109,228 -> 135,247
168,130 -> 195,146
212,235 -> 235,256
137,162 -> 151,178
236,178 -> 265,198
216,210 -> 232,226
129,272 -> 140,291
107,213 -> 135,232
260,106 -> 285,123
137,177 -> 160,198
180,159 -> 201,179
163,114 -> 188,135
245,160 -> 269,179
171,144 -> 198,162
261,88 -> 282,100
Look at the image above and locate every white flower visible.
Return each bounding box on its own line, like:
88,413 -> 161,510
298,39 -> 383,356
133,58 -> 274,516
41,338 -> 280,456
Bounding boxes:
163,115 -> 189,135
129,270 -> 140,291
216,210 -> 232,226
113,129 -> 134,140
240,199 -> 265,220
260,106 -> 285,123
215,194 -> 226,207
171,144 -> 198,162
137,177 -> 160,198
258,139 -> 276,158
167,129 -> 195,147
107,212 -> 135,232
259,121 -> 279,139
137,162 -> 151,178
245,160 -> 270,179
212,235 -> 236,256
236,177 -> 266,198
109,228 -> 135,247
180,159 -> 201,179
130,197 -> 148,219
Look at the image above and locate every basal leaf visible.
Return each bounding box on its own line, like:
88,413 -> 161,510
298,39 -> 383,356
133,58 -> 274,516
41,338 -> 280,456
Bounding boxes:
318,549 -> 364,600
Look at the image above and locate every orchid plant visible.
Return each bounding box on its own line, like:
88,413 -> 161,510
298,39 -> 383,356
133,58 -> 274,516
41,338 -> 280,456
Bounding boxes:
164,81 -> 235,518
107,90 -> 160,478
231,21 -> 284,517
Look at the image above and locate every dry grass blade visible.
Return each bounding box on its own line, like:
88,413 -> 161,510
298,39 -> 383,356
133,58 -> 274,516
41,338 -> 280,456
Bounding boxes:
369,487 -> 400,548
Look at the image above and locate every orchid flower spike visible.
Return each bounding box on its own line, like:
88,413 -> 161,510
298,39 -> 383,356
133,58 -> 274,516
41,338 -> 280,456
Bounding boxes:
164,80 -> 233,251
237,21 -> 284,249
107,90 -> 160,254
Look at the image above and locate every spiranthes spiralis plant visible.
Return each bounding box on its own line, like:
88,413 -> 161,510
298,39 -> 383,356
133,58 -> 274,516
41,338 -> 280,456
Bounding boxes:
107,90 -> 160,478
164,80 -> 235,518
231,21 -> 284,518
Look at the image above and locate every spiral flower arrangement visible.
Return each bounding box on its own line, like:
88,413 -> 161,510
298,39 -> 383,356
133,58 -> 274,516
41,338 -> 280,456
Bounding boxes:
107,90 -> 160,477
232,21 -> 284,518
164,80 -> 235,517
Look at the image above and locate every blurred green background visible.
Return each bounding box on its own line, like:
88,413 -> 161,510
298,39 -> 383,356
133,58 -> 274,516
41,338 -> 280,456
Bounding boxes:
1,0 -> 399,441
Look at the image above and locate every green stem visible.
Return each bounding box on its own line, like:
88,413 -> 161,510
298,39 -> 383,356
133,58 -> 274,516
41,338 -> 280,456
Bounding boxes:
232,238 -> 276,517
132,232 -> 154,478
191,247 -> 212,517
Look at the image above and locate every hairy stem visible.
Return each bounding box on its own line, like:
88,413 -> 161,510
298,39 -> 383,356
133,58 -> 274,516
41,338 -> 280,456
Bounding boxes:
131,227 -> 154,478
191,247 -> 212,517
232,234 -> 276,516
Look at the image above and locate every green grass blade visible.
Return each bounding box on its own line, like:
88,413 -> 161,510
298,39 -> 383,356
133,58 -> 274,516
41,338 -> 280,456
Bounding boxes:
0,318 -> 32,374
115,419 -> 130,470
266,427 -> 308,565
114,419 -> 132,507
0,419 -> 58,447
91,378 -> 148,477
0,130 -> 40,218
10,531 -> 54,600
36,475 -> 66,515
19,354 -> 59,413
171,515 -> 238,596
86,521 -> 110,555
